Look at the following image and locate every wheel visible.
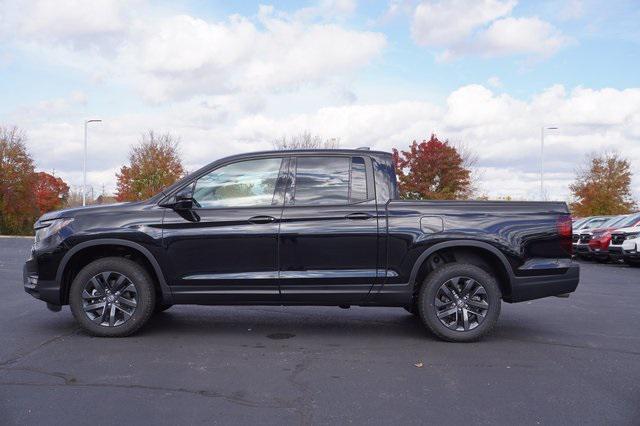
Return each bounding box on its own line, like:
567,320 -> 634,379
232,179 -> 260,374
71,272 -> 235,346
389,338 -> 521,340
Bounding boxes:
69,257 -> 156,337
417,263 -> 501,342
154,299 -> 173,313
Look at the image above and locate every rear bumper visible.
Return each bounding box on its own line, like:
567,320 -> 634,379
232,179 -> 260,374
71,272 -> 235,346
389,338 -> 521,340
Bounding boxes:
507,261 -> 579,303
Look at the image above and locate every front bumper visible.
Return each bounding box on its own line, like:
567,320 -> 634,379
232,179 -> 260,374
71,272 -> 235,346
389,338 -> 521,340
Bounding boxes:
575,243 -> 592,257
622,241 -> 640,260
608,246 -> 624,261
508,260 -> 580,303
23,254 -> 62,305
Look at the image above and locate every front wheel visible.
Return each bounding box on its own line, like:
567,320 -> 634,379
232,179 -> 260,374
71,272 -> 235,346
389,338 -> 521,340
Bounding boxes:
418,263 -> 501,342
69,257 -> 156,337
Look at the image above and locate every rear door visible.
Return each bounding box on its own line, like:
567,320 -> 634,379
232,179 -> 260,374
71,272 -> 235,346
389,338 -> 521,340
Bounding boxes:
278,154 -> 380,304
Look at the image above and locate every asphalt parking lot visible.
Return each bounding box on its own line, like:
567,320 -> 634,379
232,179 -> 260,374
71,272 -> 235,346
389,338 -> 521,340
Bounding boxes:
1,237 -> 639,425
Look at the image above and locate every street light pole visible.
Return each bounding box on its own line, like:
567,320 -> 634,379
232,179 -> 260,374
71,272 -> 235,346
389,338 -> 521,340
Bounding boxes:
83,119 -> 102,206
540,126 -> 558,201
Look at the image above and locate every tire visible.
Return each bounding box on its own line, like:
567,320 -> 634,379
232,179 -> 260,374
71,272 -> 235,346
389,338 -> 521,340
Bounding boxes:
154,300 -> 173,313
417,263 -> 501,342
69,257 -> 156,337
625,260 -> 640,267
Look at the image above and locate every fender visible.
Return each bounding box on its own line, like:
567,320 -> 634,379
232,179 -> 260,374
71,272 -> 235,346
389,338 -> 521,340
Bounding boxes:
408,240 -> 515,291
56,238 -> 173,304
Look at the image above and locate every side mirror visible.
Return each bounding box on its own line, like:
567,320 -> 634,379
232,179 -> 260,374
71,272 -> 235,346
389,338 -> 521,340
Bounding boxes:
161,186 -> 197,210
174,196 -> 194,210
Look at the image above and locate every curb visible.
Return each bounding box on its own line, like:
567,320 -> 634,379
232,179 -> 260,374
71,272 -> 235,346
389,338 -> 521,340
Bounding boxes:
0,235 -> 33,239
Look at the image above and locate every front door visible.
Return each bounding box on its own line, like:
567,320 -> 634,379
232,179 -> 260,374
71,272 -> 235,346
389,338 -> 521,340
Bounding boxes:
162,156 -> 287,304
278,155 -> 380,304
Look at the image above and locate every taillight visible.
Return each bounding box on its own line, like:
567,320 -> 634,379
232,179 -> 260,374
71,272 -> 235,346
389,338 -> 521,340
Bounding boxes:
557,214 -> 572,255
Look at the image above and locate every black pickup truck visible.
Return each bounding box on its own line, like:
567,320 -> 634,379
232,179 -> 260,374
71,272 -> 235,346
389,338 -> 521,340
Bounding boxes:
24,149 -> 579,342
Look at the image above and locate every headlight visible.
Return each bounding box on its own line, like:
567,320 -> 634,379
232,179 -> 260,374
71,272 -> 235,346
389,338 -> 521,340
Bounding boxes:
34,218 -> 74,242
627,233 -> 640,239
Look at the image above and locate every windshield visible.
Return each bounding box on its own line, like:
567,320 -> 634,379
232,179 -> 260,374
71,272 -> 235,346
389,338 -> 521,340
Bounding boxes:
617,212 -> 640,228
581,217 -> 608,229
600,215 -> 628,228
573,218 -> 586,228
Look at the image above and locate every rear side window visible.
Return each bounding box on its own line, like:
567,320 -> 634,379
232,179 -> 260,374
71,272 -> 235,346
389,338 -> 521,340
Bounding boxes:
291,156 -> 369,206
293,157 -> 350,205
350,157 -> 367,203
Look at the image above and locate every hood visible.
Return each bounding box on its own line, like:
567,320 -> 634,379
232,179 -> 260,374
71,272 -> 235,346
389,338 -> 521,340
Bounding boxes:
36,201 -> 143,223
610,226 -> 640,234
589,226 -> 617,234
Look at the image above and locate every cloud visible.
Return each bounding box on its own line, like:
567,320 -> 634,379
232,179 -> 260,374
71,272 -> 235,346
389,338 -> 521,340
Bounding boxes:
12,83 -> 640,201
412,0 -> 515,46
2,1 -> 385,103
2,0 -> 130,43
410,0 -> 569,60
121,11 -> 386,102
473,17 -> 569,57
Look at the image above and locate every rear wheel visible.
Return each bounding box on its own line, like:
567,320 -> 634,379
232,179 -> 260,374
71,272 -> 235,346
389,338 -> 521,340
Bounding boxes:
69,257 -> 155,337
418,263 -> 501,342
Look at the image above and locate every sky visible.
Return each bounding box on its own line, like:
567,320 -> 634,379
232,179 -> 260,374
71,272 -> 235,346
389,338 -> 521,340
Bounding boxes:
1,0 -> 639,201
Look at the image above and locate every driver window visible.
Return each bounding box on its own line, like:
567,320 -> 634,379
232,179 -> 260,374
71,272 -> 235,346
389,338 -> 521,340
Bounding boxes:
193,158 -> 283,208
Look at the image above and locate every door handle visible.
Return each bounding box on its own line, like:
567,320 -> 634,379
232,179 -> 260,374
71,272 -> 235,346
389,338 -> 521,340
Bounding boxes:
345,212 -> 373,220
248,215 -> 276,224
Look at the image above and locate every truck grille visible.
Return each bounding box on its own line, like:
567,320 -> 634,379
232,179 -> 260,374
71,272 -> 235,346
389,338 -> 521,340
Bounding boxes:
579,234 -> 592,243
611,234 -> 626,245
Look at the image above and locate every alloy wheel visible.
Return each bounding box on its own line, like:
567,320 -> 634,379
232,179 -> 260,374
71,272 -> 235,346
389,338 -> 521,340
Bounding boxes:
81,271 -> 138,327
434,276 -> 489,332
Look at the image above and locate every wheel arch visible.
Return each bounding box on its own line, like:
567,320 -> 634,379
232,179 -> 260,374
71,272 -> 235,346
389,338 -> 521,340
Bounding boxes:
56,239 -> 172,305
409,240 -> 514,301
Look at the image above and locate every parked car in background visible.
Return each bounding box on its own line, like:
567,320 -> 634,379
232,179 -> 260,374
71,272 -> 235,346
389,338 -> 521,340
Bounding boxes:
622,231 -> 640,266
609,226 -> 640,263
572,216 -> 611,253
575,215 -> 623,259
585,214 -> 640,262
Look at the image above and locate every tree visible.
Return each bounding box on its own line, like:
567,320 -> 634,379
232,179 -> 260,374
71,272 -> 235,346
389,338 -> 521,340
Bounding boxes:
116,131 -> 184,202
569,152 -> 636,216
34,172 -> 70,214
393,134 -> 473,200
272,131 -> 340,150
0,126 -> 38,234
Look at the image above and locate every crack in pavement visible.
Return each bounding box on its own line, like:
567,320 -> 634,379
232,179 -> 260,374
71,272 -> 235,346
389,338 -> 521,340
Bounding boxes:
0,327 -> 81,367
0,366 -> 287,410
500,337 -> 640,356
286,353 -> 315,425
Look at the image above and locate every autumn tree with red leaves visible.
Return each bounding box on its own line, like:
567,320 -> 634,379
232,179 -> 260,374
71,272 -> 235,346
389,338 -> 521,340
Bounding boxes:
393,135 -> 473,200
0,126 -> 38,234
35,172 -> 70,214
116,131 -> 184,202
569,152 -> 636,216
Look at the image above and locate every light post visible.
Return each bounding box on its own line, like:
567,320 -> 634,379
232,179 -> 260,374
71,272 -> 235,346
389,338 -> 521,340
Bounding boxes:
83,119 -> 102,206
540,126 -> 558,201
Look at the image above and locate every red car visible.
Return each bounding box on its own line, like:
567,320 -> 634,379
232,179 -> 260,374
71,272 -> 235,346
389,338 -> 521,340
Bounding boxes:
588,213 -> 640,262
